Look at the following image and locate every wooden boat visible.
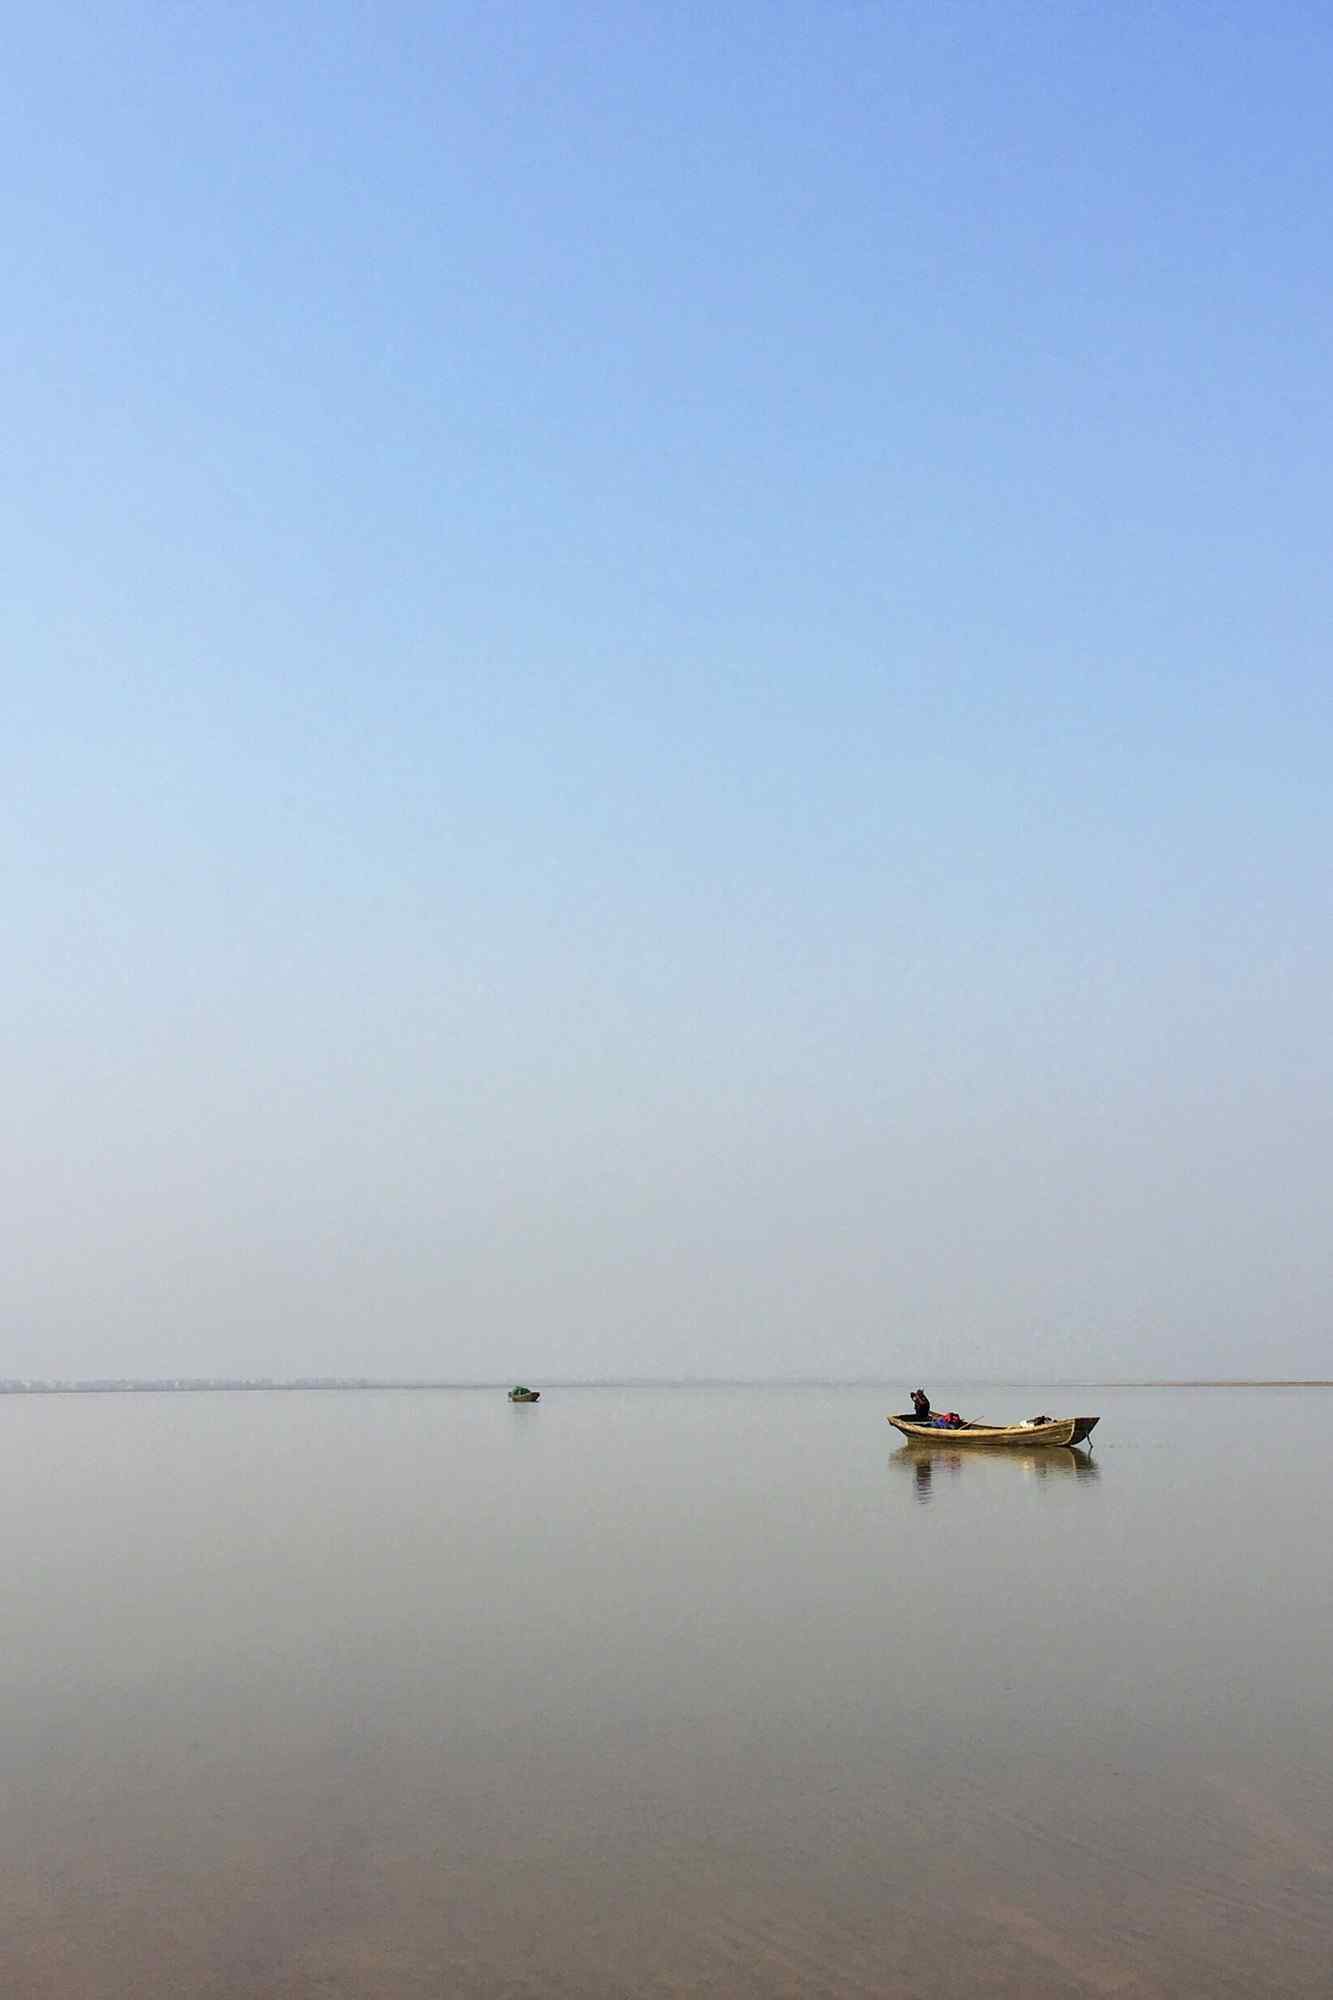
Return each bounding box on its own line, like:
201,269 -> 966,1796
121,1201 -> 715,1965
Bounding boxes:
888,1413 -> 1098,1447
508,1386 -> 541,1403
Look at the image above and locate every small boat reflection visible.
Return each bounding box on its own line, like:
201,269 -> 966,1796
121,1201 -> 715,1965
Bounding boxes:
894,1442 -> 1098,1503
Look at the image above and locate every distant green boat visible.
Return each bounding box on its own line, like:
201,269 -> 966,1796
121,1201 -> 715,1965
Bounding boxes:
508,1386 -> 541,1403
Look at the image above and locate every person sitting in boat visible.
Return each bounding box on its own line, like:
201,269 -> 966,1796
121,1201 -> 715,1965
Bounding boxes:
910,1389 -> 932,1420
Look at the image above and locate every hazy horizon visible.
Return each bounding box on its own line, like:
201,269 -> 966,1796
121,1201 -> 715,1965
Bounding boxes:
6,1375 -> 1333,1395
8,4 -> 1333,1386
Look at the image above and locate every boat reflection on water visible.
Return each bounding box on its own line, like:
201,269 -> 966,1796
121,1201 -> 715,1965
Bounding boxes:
893,1442 -> 1099,1504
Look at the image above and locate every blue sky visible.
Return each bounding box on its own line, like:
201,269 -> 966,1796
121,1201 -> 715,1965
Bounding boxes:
6,2 -> 1332,1379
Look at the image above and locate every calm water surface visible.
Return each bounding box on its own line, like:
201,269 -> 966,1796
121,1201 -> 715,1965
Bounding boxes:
2,1386 -> 1331,1997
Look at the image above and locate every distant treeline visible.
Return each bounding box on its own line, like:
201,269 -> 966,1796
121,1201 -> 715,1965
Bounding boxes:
0,1379 -> 485,1394
4,1377 -> 1330,1396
